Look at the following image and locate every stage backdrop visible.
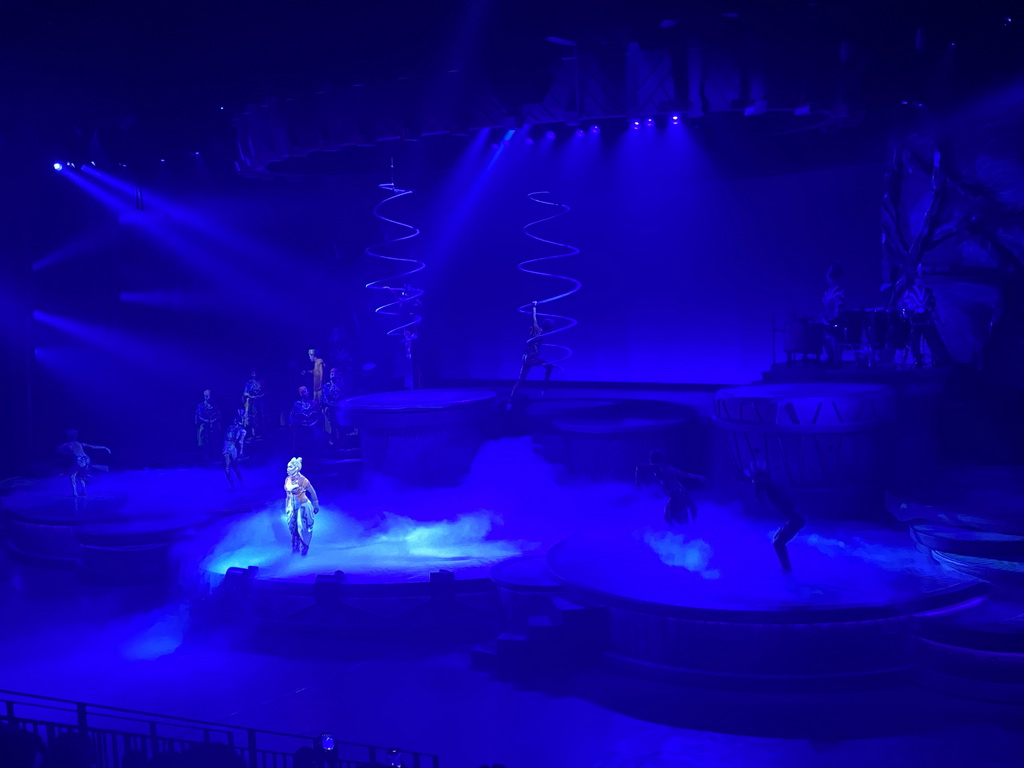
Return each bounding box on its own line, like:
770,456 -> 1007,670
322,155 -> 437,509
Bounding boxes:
22,124 -> 882,463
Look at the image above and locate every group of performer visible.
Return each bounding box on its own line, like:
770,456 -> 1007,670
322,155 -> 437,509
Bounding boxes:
820,261 -> 947,367
189,350 -> 356,487
636,450 -> 804,573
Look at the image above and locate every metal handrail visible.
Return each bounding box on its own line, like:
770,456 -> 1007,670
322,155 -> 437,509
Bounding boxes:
0,689 -> 440,768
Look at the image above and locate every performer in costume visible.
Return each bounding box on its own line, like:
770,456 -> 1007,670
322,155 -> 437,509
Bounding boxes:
321,367 -> 347,446
289,385 -> 322,456
635,450 -> 706,524
222,409 -> 247,488
509,301 -> 555,402
57,429 -> 111,497
899,263 -> 947,366
821,262 -> 846,365
304,349 -> 325,403
195,389 -> 221,462
284,456 -> 319,556
745,452 -> 805,573
242,370 -> 266,439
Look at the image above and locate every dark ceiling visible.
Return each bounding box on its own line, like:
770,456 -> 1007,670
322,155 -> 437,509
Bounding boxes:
1,1 -> 1022,171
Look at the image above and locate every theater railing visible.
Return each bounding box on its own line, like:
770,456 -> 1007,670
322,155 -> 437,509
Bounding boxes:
0,689 -> 439,768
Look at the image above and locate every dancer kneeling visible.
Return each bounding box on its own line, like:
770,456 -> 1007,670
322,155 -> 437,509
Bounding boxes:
636,450 -> 706,524
284,457 -> 319,556
745,454 -> 805,573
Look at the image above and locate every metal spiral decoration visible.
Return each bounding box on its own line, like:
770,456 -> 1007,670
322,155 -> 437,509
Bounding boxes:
518,191 -> 580,370
364,175 -> 424,358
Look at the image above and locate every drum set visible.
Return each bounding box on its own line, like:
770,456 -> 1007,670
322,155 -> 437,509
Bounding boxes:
781,308 -> 911,366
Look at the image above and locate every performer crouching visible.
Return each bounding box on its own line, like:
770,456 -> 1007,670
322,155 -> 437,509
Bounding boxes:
58,429 -> 111,497
284,457 -> 319,556
636,450 -> 706,524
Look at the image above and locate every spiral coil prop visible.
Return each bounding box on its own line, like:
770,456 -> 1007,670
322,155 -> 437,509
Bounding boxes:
364,180 -> 425,359
518,191 -> 580,370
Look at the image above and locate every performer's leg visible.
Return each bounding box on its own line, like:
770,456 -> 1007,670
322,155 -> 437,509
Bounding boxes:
686,497 -> 698,523
70,472 -> 81,496
508,363 -> 531,402
772,514 -> 805,573
909,326 -> 925,366
289,516 -> 300,554
232,461 -> 243,485
540,364 -> 554,395
665,497 -> 685,524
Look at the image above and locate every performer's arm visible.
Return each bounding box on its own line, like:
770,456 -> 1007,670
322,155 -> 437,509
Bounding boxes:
83,443 -> 111,453
530,301 -> 542,335
307,483 -> 319,514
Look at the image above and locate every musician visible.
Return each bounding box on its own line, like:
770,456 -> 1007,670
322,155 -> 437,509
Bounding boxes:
509,301 -> 555,403
636,450 -> 706,524
899,264 -> 947,366
821,262 -> 845,364
745,452 -> 804,573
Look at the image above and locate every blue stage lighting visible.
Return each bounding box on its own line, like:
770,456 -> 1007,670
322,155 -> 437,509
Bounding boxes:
52,162 -> 63,171
502,129 -> 516,142
589,124 -> 600,134
670,114 -> 681,123
574,128 -> 585,138
544,130 -> 556,140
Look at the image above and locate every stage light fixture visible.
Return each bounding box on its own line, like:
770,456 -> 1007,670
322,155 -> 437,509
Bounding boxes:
502,129 -> 516,142
160,158 -> 166,163
589,124 -> 600,134
193,151 -> 200,156
644,117 -> 655,127
544,130 -> 556,140
68,163 -> 76,169
525,137 -> 535,145
631,120 -> 640,129
670,114 -> 681,124
53,162 -> 63,171
319,734 -> 335,751
574,128 -> 585,137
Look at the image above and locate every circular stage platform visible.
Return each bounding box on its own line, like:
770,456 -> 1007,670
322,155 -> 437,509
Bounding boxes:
713,382 -> 895,521
342,389 -> 497,486
546,527 -> 984,690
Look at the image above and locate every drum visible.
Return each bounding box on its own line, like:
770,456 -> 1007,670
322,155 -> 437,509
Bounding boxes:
887,309 -> 911,349
864,308 -> 889,349
835,310 -> 866,347
783,319 -> 825,356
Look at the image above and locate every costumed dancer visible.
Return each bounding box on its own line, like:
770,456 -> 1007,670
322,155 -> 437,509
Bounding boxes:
635,450 -> 706,524
899,263 -> 947,367
321,367 -> 347,447
304,349 -> 325,403
57,429 -> 111,497
289,385 -> 322,456
222,408 -> 247,488
242,370 -> 266,439
195,389 -> 221,462
509,301 -> 554,402
745,453 -> 805,573
284,456 -> 319,556
821,262 -> 845,365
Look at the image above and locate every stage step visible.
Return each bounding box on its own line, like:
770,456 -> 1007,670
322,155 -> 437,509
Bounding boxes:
931,551 -> 1024,587
911,524 -> 1024,561
915,597 -> 1024,703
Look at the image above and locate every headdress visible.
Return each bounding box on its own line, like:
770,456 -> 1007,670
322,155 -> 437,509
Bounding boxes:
286,457 -> 303,474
